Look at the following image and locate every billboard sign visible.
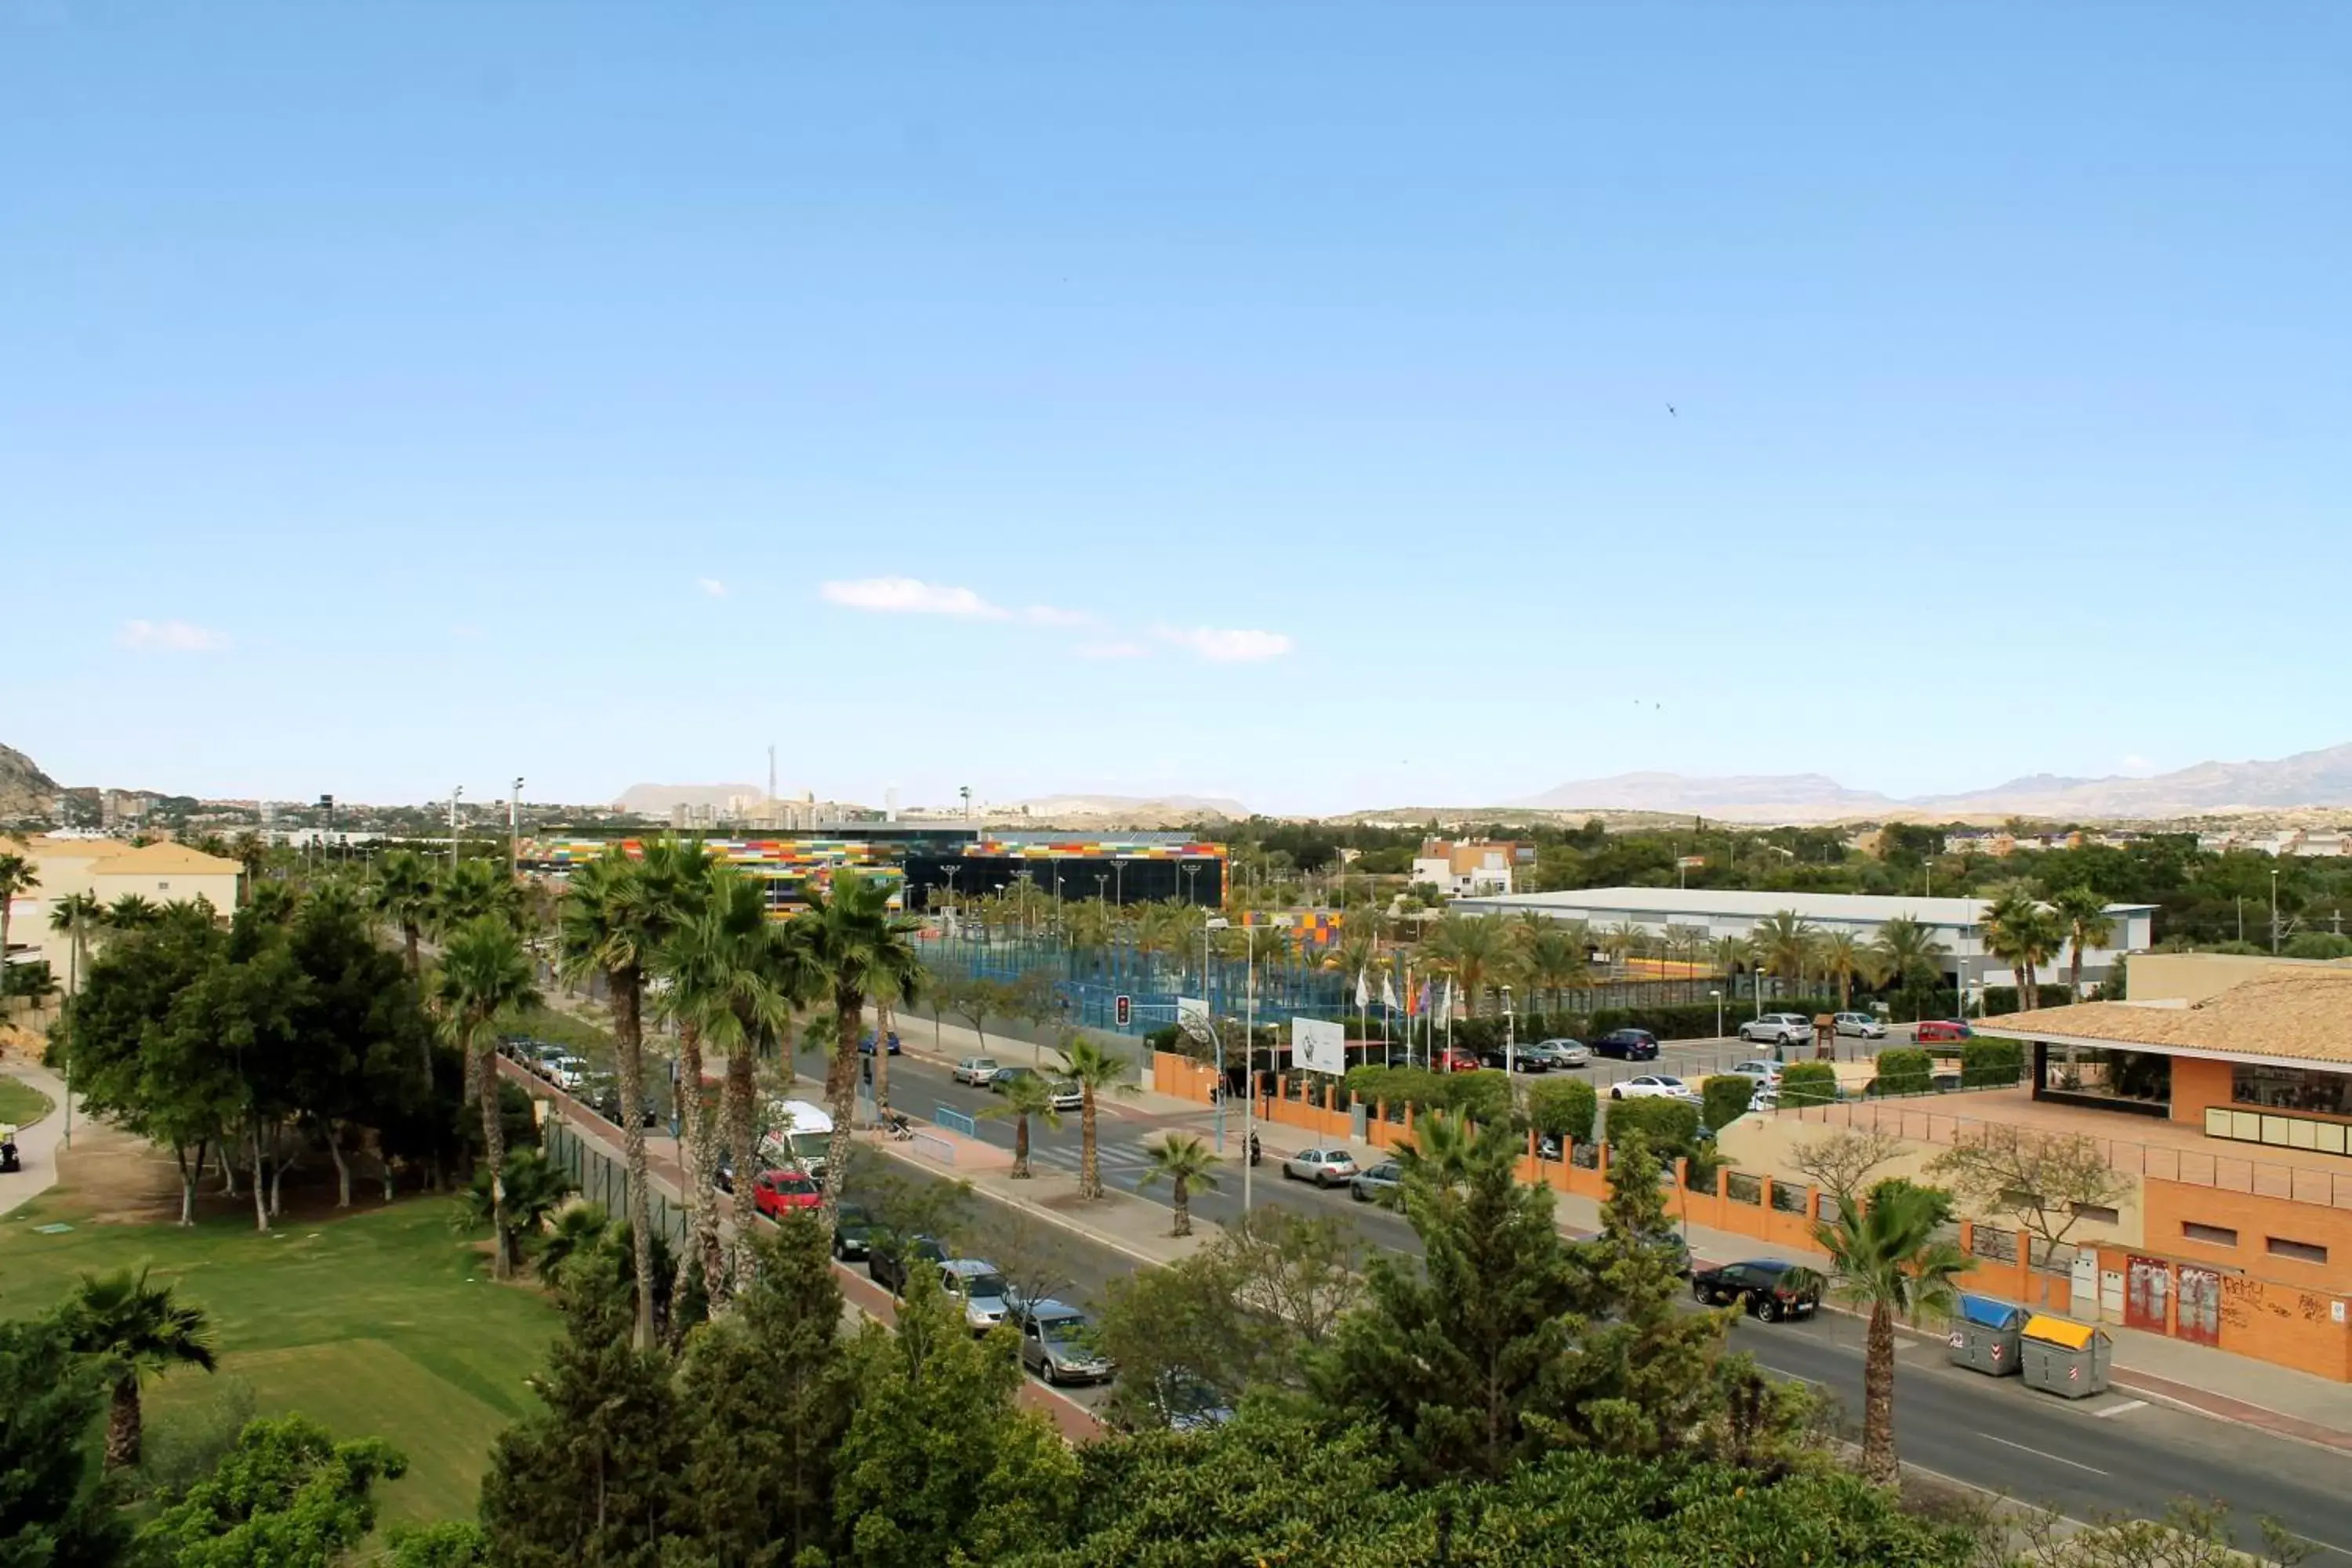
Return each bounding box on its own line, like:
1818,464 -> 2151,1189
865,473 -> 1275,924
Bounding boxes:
1176,996 -> 1212,1043
1294,1017 -> 1347,1076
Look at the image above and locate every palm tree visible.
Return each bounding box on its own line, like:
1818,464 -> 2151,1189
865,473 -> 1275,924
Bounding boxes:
980,1069 -> 1062,1178
1810,1179 -> 1968,1486
1054,1036 -> 1135,1200
1817,930 -> 1869,1010
1514,924 -> 1589,1013
434,913 -> 543,1280
47,891 -> 101,1003
66,1265 -> 217,1469
534,1201 -> 613,1283
1749,910 -> 1818,996
103,893 -> 162,931
432,856 -> 522,936
2050,885 -> 2114,998
371,848 -> 438,979
1138,1133 -> 1220,1236
0,851 -> 35,980
1867,916 -> 1949,1018
1424,912 -> 1512,1014
791,872 -> 926,1225
1981,887 -> 2063,1011
558,844 -> 694,1348
459,1145 -> 578,1269
1599,920 -> 1643,976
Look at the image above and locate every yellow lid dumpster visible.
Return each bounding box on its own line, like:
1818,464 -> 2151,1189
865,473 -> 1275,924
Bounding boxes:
2020,1313 -> 2111,1398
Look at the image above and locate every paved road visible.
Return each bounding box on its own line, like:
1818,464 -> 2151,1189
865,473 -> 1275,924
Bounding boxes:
873,1054 -> 2352,1559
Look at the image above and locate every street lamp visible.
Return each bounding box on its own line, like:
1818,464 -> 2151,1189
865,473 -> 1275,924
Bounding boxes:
449,786 -> 463,869
1502,985 -> 1515,1077
1710,989 -> 1723,1040
2270,868 -> 2281,954
510,776 -> 524,877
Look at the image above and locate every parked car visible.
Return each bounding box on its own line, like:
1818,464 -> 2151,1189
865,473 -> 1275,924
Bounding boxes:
1590,1028 -> 1661,1061
1479,1046 -> 1550,1073
1690,1259 -> 1824,1322
1610,1073 -> 1697,1102
1834,1011 -> 1888,1039
1915,1018 -> 1974,1043
1642,1226 -> 1693,1278
1149,1368 -> 1236,1432
989,1065 -> 1039,1092
832,1202 -> 877,1261
938,1258 -> 1014,1334
1431,1047 -> 1483,1073
1737,1012 -> 1814,1048
868,1232 -> 947,1294
528,1042 -> 570,1079
952,1056 -> 1002,1086
1015,1301 -> 1116,1385
1748,1087 -> 1780,1113
544,1054 -> 587,1091
858,1031 -> 902,1055
1349,1160 -> 1403,1203
1525,1038 -> 1591,1068
1047,1080 -> 1084,1112
1725,1060 -> 1783,1086
1280,1147 -> 1359,1187
750,1168 -> 822,1219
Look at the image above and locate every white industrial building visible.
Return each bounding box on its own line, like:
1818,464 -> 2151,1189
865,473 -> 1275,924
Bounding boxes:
1446,886 -> 2156,989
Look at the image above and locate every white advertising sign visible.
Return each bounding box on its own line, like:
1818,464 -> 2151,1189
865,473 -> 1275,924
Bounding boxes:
1176,996 -> 1212,1040
1294,1016 -> 1347,1076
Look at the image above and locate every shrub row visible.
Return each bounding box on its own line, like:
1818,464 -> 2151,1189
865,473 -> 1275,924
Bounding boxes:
1341,1065 -> 1514,1127
1525,1078 -> 1599,1145
1961,1038 -> 2025,1087
1779,1062 -> 1839,1108
1701,1074 -> 1758,1137
1602,1096 -> 1703,1160
1871,1047 -> 1935,1097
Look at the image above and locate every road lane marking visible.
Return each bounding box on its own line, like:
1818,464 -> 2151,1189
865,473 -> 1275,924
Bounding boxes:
1973,1433 -> 2110,1475
2089,1399 -> 2147,1419
1753,1361 -> 1827,1388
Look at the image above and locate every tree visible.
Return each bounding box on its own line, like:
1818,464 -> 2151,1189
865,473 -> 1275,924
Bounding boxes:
0,1308 -> 127,1568
282,886 -> 437,1207
65,1265 -> 218,1470
0,851 -> 34,983
979,1067 -> 1062,1178
433,914 -> 542,1279
1868,916 -> 1950,1020
1982,887 -> 2063,1012
430,856 -> 522,937
831,1271 -> 1080,1567
2052,884 -> 2115,998
369,849 -> 439,986
2007,1498 -> 2317,1568
1809,1178 -> 1966,1486
136,1414 -> 405,1568
1138,1133 -> 1219,1236
1749,910 -> 1818,993
793,872 -> 926,1229
1424,912 -> 1512,1013
1816,929 -> 1884,1010
46,890 -> 103,1003
1053,1036 -> 1134,1200
458,1146 -> 576,1270
1526,1076 -> 1598,1147
1514,922 -> 1590,1011
1928,1124 -> 2131,1269
104,893 -> 163,931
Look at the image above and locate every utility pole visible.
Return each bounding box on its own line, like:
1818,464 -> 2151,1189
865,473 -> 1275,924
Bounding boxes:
450,786 -> 463,869
2270,868 -> 2281,954
510,777 -> 524,878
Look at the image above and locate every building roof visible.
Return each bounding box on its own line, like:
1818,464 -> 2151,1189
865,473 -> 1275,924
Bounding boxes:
3,835 -> 132,861
1453,886 -> 2153,927
86,842 -> 242,877
1983,967 -> 2352,1067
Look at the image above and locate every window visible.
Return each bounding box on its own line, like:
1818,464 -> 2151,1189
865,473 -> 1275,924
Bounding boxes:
2232,1065 -> 2352,1120
2181,1221 -> 2239,1247
2266,1237 -> 2328,1265
2071,1203 -> 2122,1225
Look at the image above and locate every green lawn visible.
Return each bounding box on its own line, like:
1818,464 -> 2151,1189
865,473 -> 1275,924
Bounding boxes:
0,1193 -> 560,1526
0,1076 -> 55,1127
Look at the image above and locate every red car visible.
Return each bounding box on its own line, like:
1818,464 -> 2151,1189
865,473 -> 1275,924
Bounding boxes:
1914,1019 -> 1974,1043
751,1168 -> 822,1218
1432,1047 -> 1482,1073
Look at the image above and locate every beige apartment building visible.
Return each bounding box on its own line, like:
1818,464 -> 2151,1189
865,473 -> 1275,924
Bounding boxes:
2,836 -> 244,991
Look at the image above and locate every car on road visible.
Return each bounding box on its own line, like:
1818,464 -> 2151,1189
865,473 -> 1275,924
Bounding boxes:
1915,1018 -> 1974,1043
1690,1259 -> 1824,1322
527,1042 -> 570,1079
1524,1038 -> 1591,1068
858,1031 -> 902,1055
989,1065 -> 1038,1092
1431,1047 -> 1483,1073
1724,1060 -> 1783,1087
1640,1226 -> 1693,1278
1047,1080 -> 1083,1112
938,1258 -> 1014,1334
580,1071 -> 661,1129
1478,1046 -> 1550,1073
1610,1073 -> 1697,1102
1590,1028 -> 1661,1061
1280,1147 -> 1359,1187
1349,1160 -> 1403,1203
543,1053 -> 587,1091
1015,1300 -> 1116,1385
868,1232 -> 947,1294
750,1168 -> 822,1219
1748,1086 -> 1780,1113
832,1202 -> 876,1261
952,1056 -> 1002,1086
1149,1369 -> 1236,1432
1834,1011 -> 1888,1039
1738,1012 -> 1815,1048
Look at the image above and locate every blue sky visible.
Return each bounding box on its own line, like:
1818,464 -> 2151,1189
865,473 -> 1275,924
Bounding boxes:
5,2 -> 2346,815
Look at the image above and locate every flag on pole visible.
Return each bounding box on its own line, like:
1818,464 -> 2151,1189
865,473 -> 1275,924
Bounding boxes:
1381,972 -> 1399,1012
1355,968 -> 1370,1010
1442,978 -> 1457,1019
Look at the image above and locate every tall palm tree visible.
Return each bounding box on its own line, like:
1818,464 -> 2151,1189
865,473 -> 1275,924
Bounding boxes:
791,872 -> 926,1226
1817,930 -> 1869,1010
370,848 -> 438,979
1749,910 -> 1818,994
432,856 -> 523,936
1424,912 -> 1512,1014
1514,924 -> 1589,1013
434,913 -> 543,1280
67,1265 -> 217,1469
2050,885 -> 2114,999
1054,1036 -> 1135,1200
1867,916 -> 1949,1018
0,851 -> 35,980
103,893 -> 162,931
1810,1179 -> 1968,1486
1981,887 -> 2063,1011
1599,920 -> 1643,975
47,891 -> 102,1002
979,1069 -> 1062,1178
1139,1133 -> 1220,1236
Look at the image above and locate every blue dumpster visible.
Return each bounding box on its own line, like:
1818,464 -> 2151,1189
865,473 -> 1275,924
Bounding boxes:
1946,1293 -> 2027,1377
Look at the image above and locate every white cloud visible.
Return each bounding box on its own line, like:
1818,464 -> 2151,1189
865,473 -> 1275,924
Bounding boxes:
1076,641 -> 1149,660
820,577 -> 1011,619
697,576 -> 728,598
1156,625 -> 1294,662
122,619 -> 230,652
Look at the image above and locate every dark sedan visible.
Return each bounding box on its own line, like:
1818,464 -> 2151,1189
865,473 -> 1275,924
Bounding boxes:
1479,1046 -> 1551,1073
1591,1028 -> 1661,1061
868,1232 -> 948,1295
1690,1259 -> 1823,1322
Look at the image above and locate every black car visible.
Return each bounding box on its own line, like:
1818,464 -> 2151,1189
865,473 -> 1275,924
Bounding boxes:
868,1232 -> 948,1295
1591,1028 -> 1661,1062
1690,1259 -> 1822,1322
1478,1047 -> 1551,1073
833,1203 -> 877,1261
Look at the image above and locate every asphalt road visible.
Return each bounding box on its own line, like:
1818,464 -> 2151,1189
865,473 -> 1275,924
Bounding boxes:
867,1051 -> 2352,1559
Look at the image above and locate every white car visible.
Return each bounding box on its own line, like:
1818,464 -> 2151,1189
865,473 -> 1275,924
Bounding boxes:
546,1054 -> 587,1091
1748,1086 -> 1780,1112
952,1057 -> 1001,1086
1281,1148 -> 1359,1187
1611,1074 -> 1697,1102
1725,1060 -> 1783,1085
1834,1011 -> 1887,1039
1738,1012 -> 1815,1047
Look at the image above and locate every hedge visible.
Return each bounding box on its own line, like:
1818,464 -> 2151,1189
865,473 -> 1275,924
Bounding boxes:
1701,1074 -> 1757,1137
1341,1065 -> 1515,1127
1960,1038 -> 2025,1087
1604,1096 -> 1701,1159
1526,1078 -> 1598,1145
1780,1062 -> 1839,1108
1871,1047 -> 1934,1098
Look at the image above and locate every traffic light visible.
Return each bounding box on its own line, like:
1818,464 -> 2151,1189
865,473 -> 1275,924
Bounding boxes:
1114,994 -> 1132,1027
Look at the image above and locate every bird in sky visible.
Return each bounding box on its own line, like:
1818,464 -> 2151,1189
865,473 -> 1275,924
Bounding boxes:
1667,404 -> 1678,416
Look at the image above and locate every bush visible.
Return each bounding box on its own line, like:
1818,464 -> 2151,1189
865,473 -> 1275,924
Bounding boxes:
1701,1075 -> 1756,1136
1871,1048 -> 1933,1098
1605,1096 -> 1700,1160
1959,1038 -> 2024,1088
1144,1025 -> 1182,1054
1443,1070 -> 1517,1128
1780,1062 -> 1838,1108
1525,1078 -> 1598,1145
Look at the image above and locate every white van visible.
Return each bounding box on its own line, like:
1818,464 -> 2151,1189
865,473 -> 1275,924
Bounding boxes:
758,1098 -> 837,1180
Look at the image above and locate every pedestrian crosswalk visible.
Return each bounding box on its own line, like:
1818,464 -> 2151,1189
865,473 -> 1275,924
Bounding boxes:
1024,1134 -> 1162,1174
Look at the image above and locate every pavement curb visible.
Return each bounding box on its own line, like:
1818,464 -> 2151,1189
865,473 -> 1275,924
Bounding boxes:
868,1134 -> 1202,1271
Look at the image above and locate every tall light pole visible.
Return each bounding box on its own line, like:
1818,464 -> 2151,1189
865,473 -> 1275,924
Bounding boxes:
1711,988 -> 1724,1040
1502,985 -> 1515,1077
2270,868 -> 2281,953
449,786 -> 463,869
510,777 -> 524,878
1243,930 -> 1258,1214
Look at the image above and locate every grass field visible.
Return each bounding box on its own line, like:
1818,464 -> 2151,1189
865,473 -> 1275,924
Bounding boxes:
0,1076 -> 55,1127
0,1191 -> 561,1526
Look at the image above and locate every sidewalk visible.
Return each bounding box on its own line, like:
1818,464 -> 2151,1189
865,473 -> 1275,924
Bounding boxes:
887,1008 -> 1206,1122
1,1062 -> 72,1218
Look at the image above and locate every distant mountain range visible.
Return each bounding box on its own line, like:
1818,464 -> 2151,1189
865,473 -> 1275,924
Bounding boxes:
1513,742 -> 2352,823
0,744 -> 60,818
612,782 -> 763,814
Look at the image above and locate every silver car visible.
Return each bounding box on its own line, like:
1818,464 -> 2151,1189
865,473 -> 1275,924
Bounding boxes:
938,1258 -> 1012,1334
1047,1080 -> 1083,1113
1016,1301 -> 1116,1386
1280,1147 -> 1359,1188
1526,1038 -> 1592,1069
1834,1011 -> 1887,1039
952,1056 -> 1001,1086
1738,1012 -> 1814,1047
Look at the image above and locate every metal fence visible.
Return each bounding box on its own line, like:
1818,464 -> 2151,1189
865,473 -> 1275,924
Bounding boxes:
543,1120 -> 691,1247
